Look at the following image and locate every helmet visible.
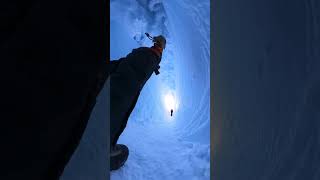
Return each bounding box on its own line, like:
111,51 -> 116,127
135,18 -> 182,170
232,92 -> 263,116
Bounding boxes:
153,35 -> 166,49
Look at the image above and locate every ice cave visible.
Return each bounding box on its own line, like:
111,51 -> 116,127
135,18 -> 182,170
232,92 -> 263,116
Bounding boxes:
109,0 -> 210,179
61,0 -> 210,180
61,0 -> 320,179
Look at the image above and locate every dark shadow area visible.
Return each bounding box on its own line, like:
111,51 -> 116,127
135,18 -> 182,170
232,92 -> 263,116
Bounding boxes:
0,0 -> 109,179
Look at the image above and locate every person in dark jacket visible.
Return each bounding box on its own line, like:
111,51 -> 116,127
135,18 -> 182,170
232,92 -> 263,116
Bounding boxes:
109,35 -> 166,170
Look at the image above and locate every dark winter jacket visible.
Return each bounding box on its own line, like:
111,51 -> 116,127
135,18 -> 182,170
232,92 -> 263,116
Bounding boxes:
110,47 -> 162,145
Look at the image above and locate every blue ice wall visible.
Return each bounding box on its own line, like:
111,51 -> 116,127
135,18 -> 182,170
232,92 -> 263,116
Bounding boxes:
163,0 -> 210,143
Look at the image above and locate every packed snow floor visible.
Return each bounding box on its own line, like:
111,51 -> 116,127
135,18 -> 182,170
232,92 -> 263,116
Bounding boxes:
111,119 -> 210,180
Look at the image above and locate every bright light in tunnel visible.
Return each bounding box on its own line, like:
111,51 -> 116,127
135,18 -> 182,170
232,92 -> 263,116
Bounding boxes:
163,91 -> 179,112
164,94 -> 174,111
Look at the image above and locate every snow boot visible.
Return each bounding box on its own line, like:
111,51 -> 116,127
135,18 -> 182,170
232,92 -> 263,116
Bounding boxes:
110,144 -> 129,171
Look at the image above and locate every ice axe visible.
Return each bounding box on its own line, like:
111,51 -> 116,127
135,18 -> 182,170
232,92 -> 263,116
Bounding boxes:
145,33 -> 166,49
145,32 -> 154,41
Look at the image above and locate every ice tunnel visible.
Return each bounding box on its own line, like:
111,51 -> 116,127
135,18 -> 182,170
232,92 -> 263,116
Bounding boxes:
60,1 -> 210,179
62,0 -> 210,180
109,0 -> 210,179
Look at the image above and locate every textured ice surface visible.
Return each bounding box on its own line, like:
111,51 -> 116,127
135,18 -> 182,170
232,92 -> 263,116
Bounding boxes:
111,122 -> 210,180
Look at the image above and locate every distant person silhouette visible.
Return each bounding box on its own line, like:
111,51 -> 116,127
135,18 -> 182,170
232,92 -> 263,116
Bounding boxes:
109,34 -> 166,170
171,109 -> 173,116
